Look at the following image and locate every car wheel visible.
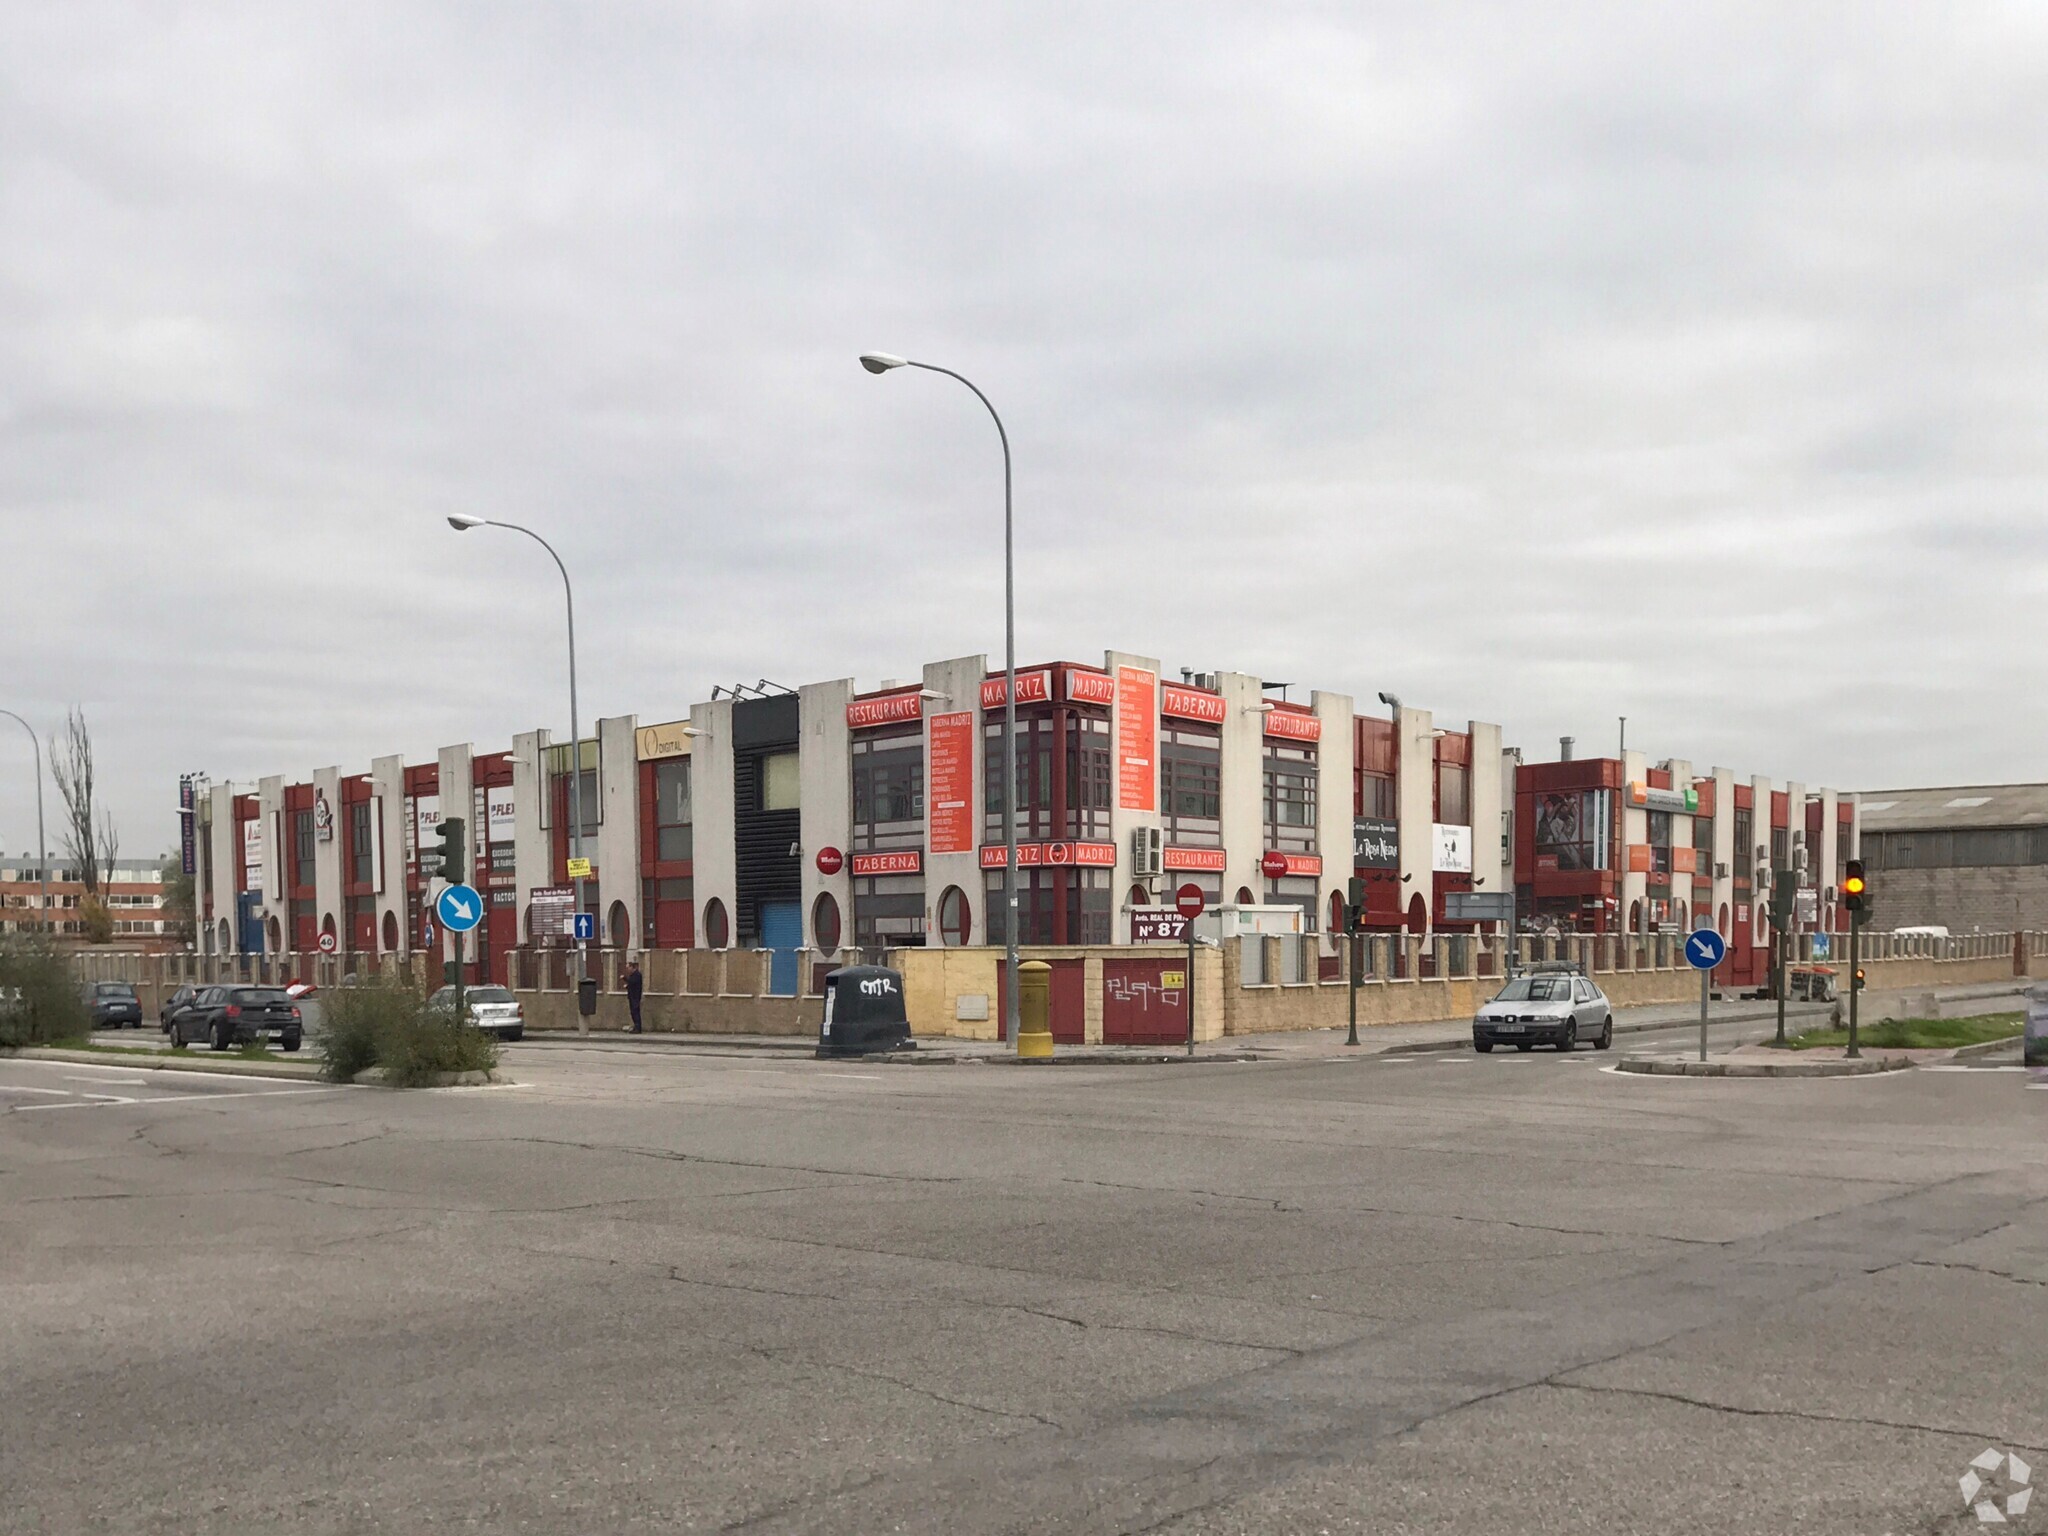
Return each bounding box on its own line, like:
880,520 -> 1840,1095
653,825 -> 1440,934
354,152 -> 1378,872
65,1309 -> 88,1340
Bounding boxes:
1558,1018 -> 1578,1052
1515,1042 -> 1533,1052
504,1026 -> 523,1043
1596,1019 -> 1613,1050
1474,1041 -> 1493,1053
209,1020 -> 229,1052
281,1032 -> 302,1053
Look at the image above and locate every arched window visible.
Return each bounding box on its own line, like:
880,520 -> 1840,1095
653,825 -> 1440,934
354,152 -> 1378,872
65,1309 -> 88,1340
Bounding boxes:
381,911 -> 399,953
812,892 -> 842,950
1128,883 -> 1148,912
1328,890 -> 1345,934
1717,902 -> 1731,939
266,915 -> 282,953
1405,893 -> 1429,933
938,885 -> 971,947
214,918 -> 229,954
1235,886 -> 1254,908
702,898 -> 730,949
608,901 -> 630,949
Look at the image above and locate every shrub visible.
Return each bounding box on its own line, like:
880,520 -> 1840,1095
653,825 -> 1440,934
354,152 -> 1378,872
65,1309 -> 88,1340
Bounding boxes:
0,937 -> 91,1048
316,972 -> 498,1086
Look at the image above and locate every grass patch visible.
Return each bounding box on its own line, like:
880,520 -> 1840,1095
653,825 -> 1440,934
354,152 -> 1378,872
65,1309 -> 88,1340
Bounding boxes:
1784,1011 -> 2023,1052
318,974 -> 498,1086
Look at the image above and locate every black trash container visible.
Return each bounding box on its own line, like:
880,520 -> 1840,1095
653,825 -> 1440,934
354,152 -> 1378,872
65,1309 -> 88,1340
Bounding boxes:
578,977 -> 598,1018
818,965 -> 913,1058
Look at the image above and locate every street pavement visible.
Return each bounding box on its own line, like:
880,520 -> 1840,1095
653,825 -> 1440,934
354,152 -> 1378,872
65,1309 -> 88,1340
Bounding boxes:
2,1019 -> 2043,1534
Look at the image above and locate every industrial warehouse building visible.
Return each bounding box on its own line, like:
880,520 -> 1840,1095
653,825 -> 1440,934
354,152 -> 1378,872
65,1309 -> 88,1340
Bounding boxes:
185,646 -> 1857,990
1852,783 -> 2048,934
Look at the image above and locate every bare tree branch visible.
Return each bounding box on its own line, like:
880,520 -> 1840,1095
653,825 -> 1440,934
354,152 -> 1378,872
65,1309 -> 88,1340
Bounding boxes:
97,808 -> 119,893
51,707 -> 100,896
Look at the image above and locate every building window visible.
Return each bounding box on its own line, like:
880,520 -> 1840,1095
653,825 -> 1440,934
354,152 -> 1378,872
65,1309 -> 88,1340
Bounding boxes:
350,802 -> 374,885
654,759 -> 692,862
852,878 -> 924,948
1065,716 -> 1112,837
761,752 -> 801,812
1263,746 -> 1318,835
851,732 -> 923,848
812,892 -> 842,950
1358,772 -> 1394,819
1732,807 -> 1753,880
983,868 -> 1110,946
1437,763 -> 1469,827
701,898 -> 729,949
1771,827 -> 1789,872
1693,816 -> 1714,875
1162,724 -> 1221,843
294,810 -> 315,888
984,715 -> 1055,841
937,885 -> 971,947
1647,810 -> 1673,876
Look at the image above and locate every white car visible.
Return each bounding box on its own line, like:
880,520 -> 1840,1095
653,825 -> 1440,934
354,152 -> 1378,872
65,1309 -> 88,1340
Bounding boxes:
429,984 -> 525,1041
1473,968 -> 1612,1053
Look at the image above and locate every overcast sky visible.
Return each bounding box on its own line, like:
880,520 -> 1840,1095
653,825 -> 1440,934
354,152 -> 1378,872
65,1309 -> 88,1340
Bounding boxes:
4,3 -> 2045,861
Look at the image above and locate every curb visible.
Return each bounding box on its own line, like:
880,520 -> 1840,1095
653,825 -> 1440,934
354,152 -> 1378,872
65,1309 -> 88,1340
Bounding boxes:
969,1050 -> 1264,1067
8,1046 -> 326,1082
1949,1034 -> 2027,1063
1615,1056 -> 1911,1078
352,1067 -> 500,1088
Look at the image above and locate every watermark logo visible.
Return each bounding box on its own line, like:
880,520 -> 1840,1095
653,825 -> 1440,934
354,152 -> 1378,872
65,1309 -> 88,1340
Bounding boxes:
1961,1448 -> 2031,1525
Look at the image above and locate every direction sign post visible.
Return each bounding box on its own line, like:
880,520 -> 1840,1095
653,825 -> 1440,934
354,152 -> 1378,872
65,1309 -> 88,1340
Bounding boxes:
1684,926 -> 1728,1063
1176,883 -> 1205,1057
434,883 -> 485,1027
572,912 -> 597,943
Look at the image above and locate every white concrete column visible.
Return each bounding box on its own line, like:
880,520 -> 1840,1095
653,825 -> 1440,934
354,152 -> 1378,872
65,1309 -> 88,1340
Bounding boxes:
437,744 -> 474,968
208,784 -> 237,952
1313,690 -> 1355,934
799,680 -> 854,948
1620,750 -> 1648,932
1710,767 -> 1736,935
312,765 -> 343,948
258,775 -> 284,912
1469,721 -> 1505,901
1394,706 -> 1435,935
595,715 -> 641,950
1667,757 -> 1693,924
690,698 -> 737,945
372,754 -> 407,956
1217,671 -> 1267,907
512,729 -> 549,942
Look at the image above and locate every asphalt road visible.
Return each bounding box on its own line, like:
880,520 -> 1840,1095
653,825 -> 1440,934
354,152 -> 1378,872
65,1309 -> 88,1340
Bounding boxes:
3,1036 -> 2043,1534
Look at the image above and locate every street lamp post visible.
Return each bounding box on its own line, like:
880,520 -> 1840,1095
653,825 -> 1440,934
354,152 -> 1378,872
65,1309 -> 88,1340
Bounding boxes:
860,353 -> 1020,1051
0,710 -> 47,937
446,517 -> 589,1016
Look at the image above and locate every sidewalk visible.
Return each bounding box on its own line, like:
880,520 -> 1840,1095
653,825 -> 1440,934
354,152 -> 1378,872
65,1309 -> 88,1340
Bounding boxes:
504,979 -> 2032,1064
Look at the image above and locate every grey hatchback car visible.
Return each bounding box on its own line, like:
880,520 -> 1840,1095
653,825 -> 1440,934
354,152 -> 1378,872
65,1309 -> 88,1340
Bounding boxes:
1473,967 -> 1613,1052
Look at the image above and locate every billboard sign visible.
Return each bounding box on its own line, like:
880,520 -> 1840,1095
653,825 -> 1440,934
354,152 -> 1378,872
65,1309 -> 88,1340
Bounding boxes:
1353,817 -> 1398,869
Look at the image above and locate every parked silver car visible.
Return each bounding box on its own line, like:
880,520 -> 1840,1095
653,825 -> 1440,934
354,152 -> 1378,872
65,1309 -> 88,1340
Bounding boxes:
429,985 -> 525,1041
1473,966 -> 1612,1053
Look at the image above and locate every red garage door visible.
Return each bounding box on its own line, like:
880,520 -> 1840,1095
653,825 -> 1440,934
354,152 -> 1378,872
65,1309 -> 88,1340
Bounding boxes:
996,959 -> 1087,1044
1102,957 -> 1188,1046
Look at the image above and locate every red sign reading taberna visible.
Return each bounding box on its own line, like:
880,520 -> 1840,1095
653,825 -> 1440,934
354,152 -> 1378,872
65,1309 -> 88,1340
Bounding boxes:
1161,684 -> 1227,725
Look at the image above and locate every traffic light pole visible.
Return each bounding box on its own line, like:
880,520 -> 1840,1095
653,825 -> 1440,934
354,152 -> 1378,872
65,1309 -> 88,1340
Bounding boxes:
1774,927 -> 1787,1047
1846,912 -> 1861,1059
1346,929 -> 1360,1047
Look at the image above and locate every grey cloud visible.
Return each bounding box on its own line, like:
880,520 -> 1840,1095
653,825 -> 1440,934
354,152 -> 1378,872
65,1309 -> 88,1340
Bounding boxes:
3,1 -> 2046,857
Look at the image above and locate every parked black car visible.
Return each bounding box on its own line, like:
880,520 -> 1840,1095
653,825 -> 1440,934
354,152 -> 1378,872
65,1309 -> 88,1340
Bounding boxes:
84,981 -> 144,1029
169,985 -> 304,1052
160,984 -> 199,1034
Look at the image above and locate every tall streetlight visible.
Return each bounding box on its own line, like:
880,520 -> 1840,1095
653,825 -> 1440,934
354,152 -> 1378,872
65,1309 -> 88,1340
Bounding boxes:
860,352 -> 1020,1050
0,710 -> 47,938
446,516 -> 590,1007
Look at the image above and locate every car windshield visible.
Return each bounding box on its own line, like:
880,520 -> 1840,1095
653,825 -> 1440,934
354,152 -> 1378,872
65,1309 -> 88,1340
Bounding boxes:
233,988 -> 290,1005
1493,977 -> 1572,1003
96,983 -> 135,997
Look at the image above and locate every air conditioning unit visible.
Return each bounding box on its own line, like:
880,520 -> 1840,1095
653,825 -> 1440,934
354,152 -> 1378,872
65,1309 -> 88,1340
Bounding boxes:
1190,673 -> 1220,692
1130,826 -> 1163,878
1714,861 -> 1730,879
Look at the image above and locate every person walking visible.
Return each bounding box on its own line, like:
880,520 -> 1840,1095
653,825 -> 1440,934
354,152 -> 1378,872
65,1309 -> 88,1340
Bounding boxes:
625,958 -> 644,1034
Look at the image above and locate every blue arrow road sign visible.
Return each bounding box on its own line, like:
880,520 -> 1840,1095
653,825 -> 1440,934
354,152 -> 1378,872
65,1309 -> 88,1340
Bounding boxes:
435,883 -> 484,934
1811,932 -> 1832,960
1684,927 -> 1728,971
572,912 -> 597,942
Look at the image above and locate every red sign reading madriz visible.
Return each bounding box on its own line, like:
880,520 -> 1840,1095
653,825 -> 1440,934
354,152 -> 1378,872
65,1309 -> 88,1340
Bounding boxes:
981,671 -> 1053,709
1065,668 -> 1117,706
978,841 -> 1117,870
845,690 -> 924,729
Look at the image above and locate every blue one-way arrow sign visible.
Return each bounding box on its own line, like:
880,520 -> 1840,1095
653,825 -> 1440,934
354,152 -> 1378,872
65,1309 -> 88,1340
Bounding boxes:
572,912 -> 597,942
435,883 -> 484,934
1684,927 -> 1728,971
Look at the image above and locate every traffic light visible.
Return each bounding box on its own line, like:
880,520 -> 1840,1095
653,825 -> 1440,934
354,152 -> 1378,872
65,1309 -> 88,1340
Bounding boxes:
1853,967 -> 1866,991
1346,877 -> 1366,934
1843,858 -> 1868,916
435,817 -> 467,887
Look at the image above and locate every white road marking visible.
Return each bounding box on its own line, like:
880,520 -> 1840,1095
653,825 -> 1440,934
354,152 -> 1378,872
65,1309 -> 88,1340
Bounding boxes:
63,1074 -> 147,1086
0,1084 -> 77,1096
